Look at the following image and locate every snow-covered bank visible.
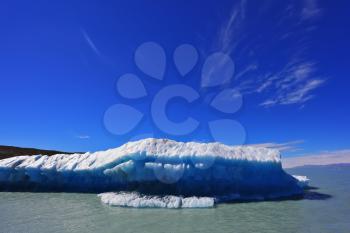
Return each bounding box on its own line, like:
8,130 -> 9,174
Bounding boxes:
0,138 -> 305,199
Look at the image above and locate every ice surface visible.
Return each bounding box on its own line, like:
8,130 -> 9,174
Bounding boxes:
292,175 -> 310,188
0,138 -> 305,200
98,192 -> 215,208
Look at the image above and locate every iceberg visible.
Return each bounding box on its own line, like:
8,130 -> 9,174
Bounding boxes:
0,138 -> 306,203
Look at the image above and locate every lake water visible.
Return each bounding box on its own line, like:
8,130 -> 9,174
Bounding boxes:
0,165 -> 349,233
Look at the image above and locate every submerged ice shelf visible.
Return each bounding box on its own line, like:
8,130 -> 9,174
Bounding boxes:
0,138 -> 306,204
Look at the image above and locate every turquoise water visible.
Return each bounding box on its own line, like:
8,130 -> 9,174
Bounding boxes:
1,165 -> 349,233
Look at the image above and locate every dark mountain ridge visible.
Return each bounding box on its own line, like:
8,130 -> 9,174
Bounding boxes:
0,145 -> 75,160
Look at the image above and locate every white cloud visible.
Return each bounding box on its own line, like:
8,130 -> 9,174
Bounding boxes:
235,59 -> 325,107
215,0 -> 249,55
255,74 -> 277,93
81,28 -> 103,58
214,0 -> 325,108
283,150 -> 350,168
260,77 -> 325,107
77,135 -> 90,139
236,60 -> 325,107
235,63 -> 258,80
301,0 -> 322,20
250,140 -> 304,153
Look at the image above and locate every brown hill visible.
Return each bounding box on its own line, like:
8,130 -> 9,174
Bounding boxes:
0,145 -> 75,160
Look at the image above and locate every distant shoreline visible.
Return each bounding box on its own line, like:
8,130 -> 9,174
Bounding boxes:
283,151 -> 350,169
0,145 -> 77,160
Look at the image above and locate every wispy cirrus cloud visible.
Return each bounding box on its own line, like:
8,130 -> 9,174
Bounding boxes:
259,62 -> 325,107
81,28 -> 115,66
250,140 -> 304,153
215,0 -> 247,55
76,135 -> 90,139
81,28 -> 103,58
235,63 -> 258,80
301,0 -> 322,20
236,60 -> 325,107
214,0 -> 325,108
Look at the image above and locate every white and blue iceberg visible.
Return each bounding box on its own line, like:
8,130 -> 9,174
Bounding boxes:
0,138 -> 307,207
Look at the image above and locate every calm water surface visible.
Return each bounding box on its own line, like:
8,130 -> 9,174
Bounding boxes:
1,165 -> 349,233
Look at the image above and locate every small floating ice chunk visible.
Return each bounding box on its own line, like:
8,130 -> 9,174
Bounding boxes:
98,192 -> 215,208
181,196 -> 215,208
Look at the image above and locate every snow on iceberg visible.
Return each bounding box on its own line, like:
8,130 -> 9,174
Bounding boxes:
0,138 -> 306,201
98,192 -> 215,208
292,175 -> 310,188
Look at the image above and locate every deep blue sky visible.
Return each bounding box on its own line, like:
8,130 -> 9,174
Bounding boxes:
0,0 -> 349,156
